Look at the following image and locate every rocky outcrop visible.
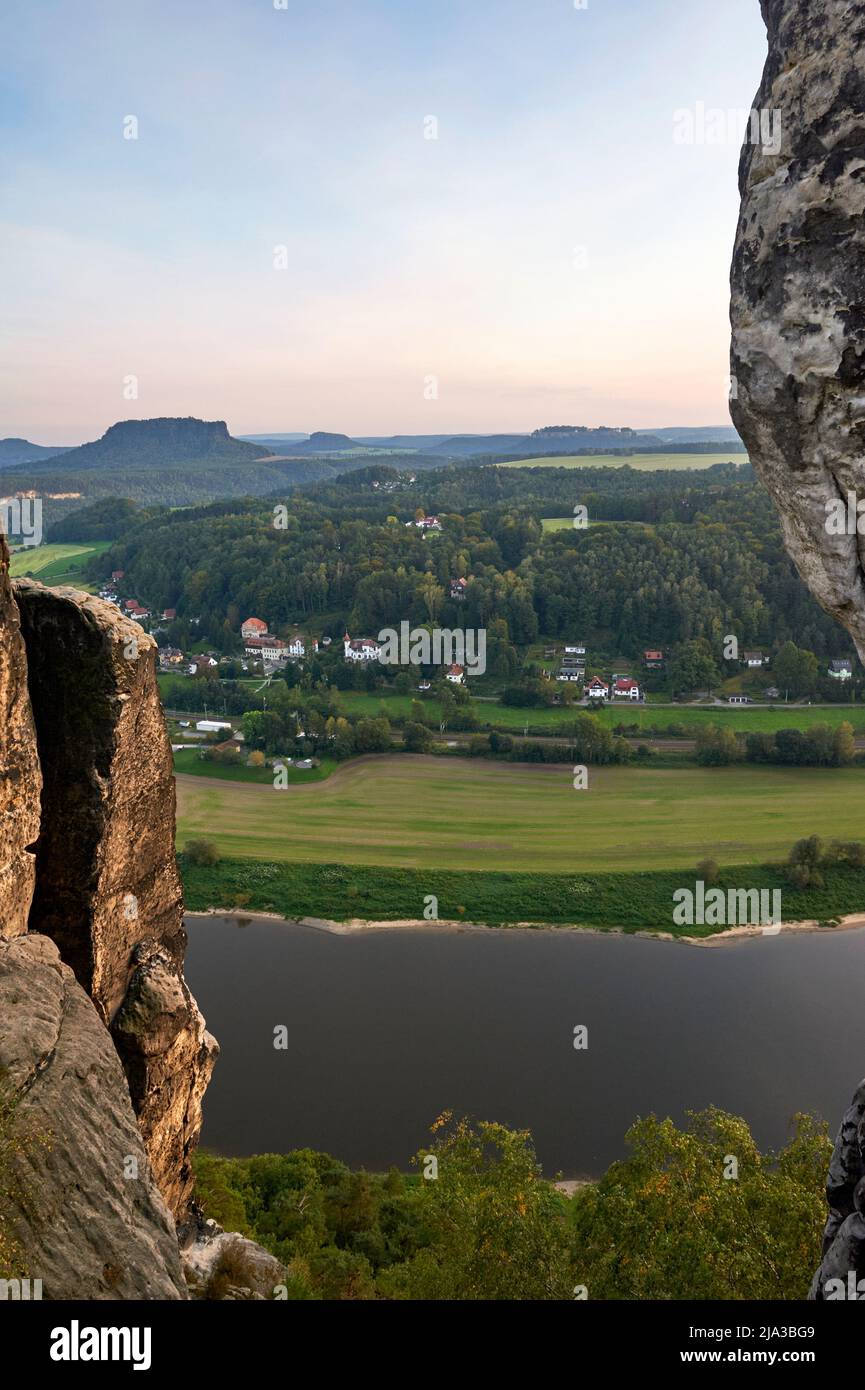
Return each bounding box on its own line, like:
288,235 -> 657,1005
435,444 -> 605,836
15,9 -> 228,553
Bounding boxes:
0,932 -> 187,1299
730,0 -> 865,660
12,579 -> 216,1216
730,2 -> 865,1297
810,1076 -> 865,1298
0,539 -> 41,940
179,1217 -> 285,1300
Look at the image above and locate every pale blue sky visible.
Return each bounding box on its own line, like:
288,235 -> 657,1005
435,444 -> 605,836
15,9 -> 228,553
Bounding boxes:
0,0 -> 768,442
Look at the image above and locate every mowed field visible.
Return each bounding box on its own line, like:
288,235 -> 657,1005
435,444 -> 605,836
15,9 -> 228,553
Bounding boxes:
175,756 -> 865,873
498,452 -> 749,471
335,690 -> 865,734
8,541 -> 110,587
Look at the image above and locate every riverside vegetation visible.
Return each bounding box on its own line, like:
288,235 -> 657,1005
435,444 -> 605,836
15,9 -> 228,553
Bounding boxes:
192,1108 -> 829,1300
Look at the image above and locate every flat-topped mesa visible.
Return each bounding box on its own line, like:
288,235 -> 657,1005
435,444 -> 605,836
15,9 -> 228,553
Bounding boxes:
0,536 -> 41,938
13,578 -> 217,1215
730,0 -> 865,663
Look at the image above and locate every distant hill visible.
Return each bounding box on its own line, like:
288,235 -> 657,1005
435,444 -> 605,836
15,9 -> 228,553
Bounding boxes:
0,437 -> 73,466
424,425 -> 664,459
638,426 -> 745,446
13,417 -> 271,474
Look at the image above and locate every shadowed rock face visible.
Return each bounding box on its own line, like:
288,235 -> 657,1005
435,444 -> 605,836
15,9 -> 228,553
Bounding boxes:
11,577 -> 217,1218
730,0 -> 865,660
0,538 -> 41,939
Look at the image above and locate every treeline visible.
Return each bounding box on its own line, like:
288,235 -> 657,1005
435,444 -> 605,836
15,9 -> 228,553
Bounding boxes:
696,721 -> 857,767
192,1108 -> 825,1300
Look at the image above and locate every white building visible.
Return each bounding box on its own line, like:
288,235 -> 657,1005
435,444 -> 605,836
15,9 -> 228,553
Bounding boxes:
196,720 -> 233,734
829,660 -> 853,680
343,632 -> 381,662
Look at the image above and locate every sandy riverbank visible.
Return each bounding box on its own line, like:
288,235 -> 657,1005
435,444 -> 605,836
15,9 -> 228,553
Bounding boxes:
185,907 -> 865,947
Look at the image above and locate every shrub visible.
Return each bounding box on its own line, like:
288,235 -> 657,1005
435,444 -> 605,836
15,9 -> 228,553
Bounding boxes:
185,838 -> 221,867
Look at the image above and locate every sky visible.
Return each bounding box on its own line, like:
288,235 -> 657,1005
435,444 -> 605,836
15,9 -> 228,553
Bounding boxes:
0,0 -> 768,444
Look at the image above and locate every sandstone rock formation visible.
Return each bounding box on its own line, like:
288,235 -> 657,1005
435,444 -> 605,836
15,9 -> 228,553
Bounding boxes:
180,1217 -> 285,1300
730,1 -> 865,1297
730,0 -> 865,661
0,932 -> 187,1299
13,579 -> 217,1214
0,534 -> 217,1294
0,539 -> 41,940
810,1076 -> 865,1298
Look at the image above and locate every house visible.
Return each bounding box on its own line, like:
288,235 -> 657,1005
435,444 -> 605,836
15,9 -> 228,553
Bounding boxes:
123,599 -> 150,621
829,659 -> 854,680
613,677 -> 641,701
158,646 -> 185,667
162,607 -> 177,621
188,655 -> 219,675
728,695 -> 750,704
111,570 -> 124,581
564,644 -> 587,657
412,515 -> 441,531
585,677 -> 609,700
244,636 -> 288,662
343,631 -> 381,662
287,635 -> 319,659
241,617 -> 269,640
321,636 -> 332,647
446,664 -> 465,684
764,686 -> 781,700
418,680 -> 432,692
743,651 -> 765,668
450,577 -> 468,600
643,649 -> 665,668
196,720 -> 233,734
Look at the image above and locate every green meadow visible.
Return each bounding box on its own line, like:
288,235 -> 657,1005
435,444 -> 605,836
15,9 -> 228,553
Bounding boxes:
335,690 -> 865,736
175,754 -> 865,874
498,452 -> 749,471
8,541 -> 110,588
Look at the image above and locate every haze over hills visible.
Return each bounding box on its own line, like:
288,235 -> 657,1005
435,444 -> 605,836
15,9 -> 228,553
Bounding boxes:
1,415 -> 747,531
0,438 -> 74,466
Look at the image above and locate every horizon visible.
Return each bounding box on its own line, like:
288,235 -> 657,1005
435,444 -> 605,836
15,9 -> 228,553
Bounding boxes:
1,0 -> 767,445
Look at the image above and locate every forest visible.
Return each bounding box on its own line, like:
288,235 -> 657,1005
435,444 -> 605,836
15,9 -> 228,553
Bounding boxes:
81,459 -> 855,664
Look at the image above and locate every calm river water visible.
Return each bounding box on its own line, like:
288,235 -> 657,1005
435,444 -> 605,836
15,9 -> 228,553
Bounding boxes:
185,915 -> 865,1176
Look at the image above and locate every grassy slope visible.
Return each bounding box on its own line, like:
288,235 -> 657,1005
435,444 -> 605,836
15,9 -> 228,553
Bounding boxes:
180,857 -> 865,934
8,541 -> 110,587
175,754 -> 865,873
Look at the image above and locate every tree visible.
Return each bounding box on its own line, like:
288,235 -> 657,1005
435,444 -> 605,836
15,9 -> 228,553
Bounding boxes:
773,641 -> 818,697
403,722 -> 432,753
569,1108 -> 829,1300
695,723 -> 742,766
380,1115 -> 573,1300
670,640 -> 721,696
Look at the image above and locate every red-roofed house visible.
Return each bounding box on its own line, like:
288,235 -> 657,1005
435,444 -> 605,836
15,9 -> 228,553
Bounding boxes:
162,607 -> 177,621
585,677 -> 609,700
446,663 -> 465,684
343,632 -> 381,662
241,617 -> 269,639
613,678 -> 641,700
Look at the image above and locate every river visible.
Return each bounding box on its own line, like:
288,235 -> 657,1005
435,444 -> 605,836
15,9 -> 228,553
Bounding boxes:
185,914 -> 865,1176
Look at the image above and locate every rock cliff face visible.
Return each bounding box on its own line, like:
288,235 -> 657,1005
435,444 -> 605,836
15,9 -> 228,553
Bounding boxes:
0,933 -> 187,1299
730,0 -> 865,660
730,0 -> 865,1297
0,535 -> 216,1294
0,544 -> 41,940
13,580 -> 217,1214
